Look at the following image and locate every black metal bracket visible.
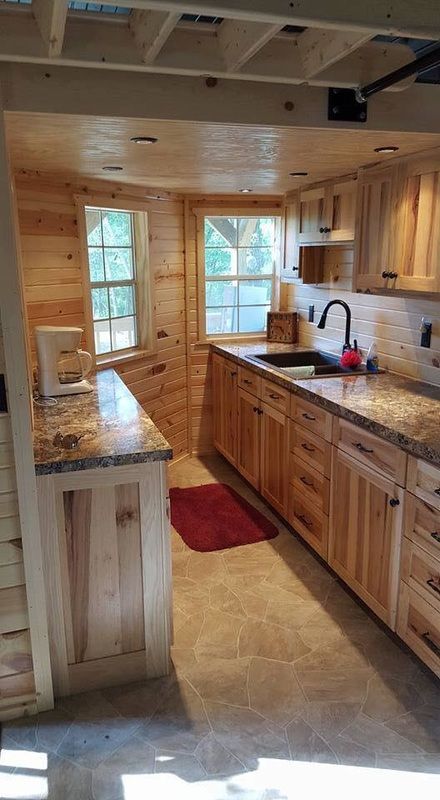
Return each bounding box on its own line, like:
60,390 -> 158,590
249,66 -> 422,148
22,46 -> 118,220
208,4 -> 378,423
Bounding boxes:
328,88 -> 367,123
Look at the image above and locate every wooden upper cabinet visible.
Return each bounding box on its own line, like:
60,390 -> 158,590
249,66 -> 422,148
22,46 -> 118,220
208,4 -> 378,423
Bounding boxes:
298,185 -> 327,244
297,179 -> 356,245
392,154 -> 440,292
329,448 -> 404,629
283,195 -> 300,281
327,179 -> 357,242
354,164 -> 394,291
212,354 -> 238,466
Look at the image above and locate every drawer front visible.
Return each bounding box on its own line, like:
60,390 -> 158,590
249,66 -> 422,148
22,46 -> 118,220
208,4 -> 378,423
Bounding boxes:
401,539 -> 440,611
404,492 -> 440,561
397,583 -> 440,678
261,379 -> 289,415
238,366 -> 261,397
288,486 -> 328,559
291,396 -> 333,441
407,457 -> 440,512
290,421 -> 331,477
289,453 -> 330,513
335,418 -> 407,484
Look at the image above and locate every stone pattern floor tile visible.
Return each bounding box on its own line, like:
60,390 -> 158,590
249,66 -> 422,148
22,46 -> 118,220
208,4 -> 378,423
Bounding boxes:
3,454 -> 440,799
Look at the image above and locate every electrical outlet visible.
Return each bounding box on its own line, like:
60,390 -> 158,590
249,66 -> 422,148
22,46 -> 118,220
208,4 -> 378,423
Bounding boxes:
308,305 -> 314,322
420,316 -> 432,348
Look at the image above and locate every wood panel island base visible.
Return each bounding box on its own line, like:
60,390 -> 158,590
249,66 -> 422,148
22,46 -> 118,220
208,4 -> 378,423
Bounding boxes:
33,370 -> 173,698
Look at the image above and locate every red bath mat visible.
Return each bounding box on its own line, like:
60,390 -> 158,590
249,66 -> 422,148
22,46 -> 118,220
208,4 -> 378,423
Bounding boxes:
169,483 -> 279,552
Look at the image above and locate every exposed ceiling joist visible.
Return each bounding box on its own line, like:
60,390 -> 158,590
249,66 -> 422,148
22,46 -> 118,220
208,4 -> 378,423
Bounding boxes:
32,0 -> 68,58
128,9 -> 180,64
297,29 -> 374,78
110,0 -> 440,39
217,20 -> 282,72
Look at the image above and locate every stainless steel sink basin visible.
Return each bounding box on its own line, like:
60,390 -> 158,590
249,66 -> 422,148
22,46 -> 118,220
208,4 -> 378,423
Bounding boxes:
245,349 -> 371,379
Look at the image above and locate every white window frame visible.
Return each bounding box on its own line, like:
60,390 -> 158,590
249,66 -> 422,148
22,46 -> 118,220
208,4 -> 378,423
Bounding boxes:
195,208 -> 282,342
76,196 -> 156,367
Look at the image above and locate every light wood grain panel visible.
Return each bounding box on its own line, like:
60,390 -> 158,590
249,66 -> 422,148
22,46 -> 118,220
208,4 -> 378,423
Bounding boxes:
115,483 -> 145,654
0,629 -> 33,679
0,585 -> 29,634
404,491 -> 440,561
397,583 -> 440,678
0,671 -> 35,703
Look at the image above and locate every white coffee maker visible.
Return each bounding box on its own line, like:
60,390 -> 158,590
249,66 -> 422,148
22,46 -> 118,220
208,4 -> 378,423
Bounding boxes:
35,326 -> 93,397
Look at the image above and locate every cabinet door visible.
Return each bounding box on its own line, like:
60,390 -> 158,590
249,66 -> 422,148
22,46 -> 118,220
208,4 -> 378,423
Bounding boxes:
237,388 -> 260,489
283,195 -> 301,280
327,180 -> 356,242
260,401 -> 289,518
393,155 -> 440,292
297,186 -> 327,244
329,448 -> 404,628
213,355 -> 238,466
354,165 -> 394,290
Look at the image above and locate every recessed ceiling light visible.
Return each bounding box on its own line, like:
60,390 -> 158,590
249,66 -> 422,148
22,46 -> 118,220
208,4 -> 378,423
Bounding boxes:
102,165 -> 123,172
239,188 -> 252,193
130,136 -> 158,144
374,146 -> 399,153
289,171 -> 308,177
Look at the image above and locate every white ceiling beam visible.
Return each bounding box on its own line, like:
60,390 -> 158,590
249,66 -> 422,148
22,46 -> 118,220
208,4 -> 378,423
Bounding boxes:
107,0 -> 440,39
129,9 -> 180,64
297,28 -> 374,78
217,20 -> 282,72
32,0 -> 68,58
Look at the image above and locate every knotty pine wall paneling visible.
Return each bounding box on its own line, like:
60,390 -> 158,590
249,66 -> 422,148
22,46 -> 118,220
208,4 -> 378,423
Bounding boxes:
15,172 -> 189,460
281,245 -> 440,386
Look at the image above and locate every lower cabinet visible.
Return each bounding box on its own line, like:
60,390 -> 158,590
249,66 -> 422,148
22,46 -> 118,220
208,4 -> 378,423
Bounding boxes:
260,402 -> 289,517
329,448 -> 404,628
237,387 -> 261,489
213,354 -> 238,466
397,583 -> 440,678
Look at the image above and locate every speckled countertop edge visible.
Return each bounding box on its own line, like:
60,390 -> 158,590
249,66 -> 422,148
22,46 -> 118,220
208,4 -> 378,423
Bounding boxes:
212,342 -> 440,467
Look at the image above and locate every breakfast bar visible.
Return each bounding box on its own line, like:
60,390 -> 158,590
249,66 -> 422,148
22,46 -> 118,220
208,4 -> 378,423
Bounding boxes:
33,370 -> 173,697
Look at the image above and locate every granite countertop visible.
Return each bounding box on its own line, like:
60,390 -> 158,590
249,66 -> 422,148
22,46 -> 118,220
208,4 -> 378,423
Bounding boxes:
212,341 -> 440,466
33,369 -> 173,475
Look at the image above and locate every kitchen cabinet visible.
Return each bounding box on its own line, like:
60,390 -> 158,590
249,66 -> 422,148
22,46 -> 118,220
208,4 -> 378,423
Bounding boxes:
297,178 -> 356,245
354,164 -> 395,291
329,447 -> 404,628
397,583 -> 440,678
260,401 -> 289,517
283,195 -> 300,280
237,387 -> 261,489
212,354 -> 238,466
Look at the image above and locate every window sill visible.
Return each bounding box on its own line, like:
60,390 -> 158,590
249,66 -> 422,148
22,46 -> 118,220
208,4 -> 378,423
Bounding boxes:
95,348 -> 155,370
194,335 -> 268,347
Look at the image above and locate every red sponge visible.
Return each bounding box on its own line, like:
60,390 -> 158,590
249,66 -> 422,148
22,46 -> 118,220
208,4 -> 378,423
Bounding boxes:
340,349 -> 362,370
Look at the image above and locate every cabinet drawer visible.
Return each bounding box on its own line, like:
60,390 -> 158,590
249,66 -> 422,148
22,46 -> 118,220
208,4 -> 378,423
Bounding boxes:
238,367 -> 261,397
397,583 -> 440,678
290,421 -> 331,477
404,492 -> 440,561
290,396 -> 333,441
401,539 -> 440,611
261,379 -> 289,414
335,418 -> 407,484
288,486 -> 328,559
407,457 -> 440,512
289,453 -> 330,513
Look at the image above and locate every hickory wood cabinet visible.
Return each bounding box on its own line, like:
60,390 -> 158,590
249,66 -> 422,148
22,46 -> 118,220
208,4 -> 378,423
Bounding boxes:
213,349 -> 440,677
213,354 -> 238,466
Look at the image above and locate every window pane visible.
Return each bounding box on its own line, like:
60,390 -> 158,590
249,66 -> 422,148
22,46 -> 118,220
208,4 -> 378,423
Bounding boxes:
104,248 -> 134,281
205,248 -> 237,277
102,210 -> 132,247
238,217 -> 275,247
239,305 -> 270,333
88,247 -> 105,282
91,288 -> 109,320
111,316 -> 137,351
238,280 -> 272,305
238,247 -> 274,275
94,319 -> 111,355
205,217 -> 237,248
206,281 -> 237,307
86,209 -> 102,246
109,285 -> 134,318
206,307 -> 238,335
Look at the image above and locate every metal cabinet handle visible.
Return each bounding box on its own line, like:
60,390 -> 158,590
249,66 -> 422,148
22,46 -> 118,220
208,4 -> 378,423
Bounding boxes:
243,379 -> 252,385
269,393 -> 281,400
427,578 -> 440,595
389,498 -> 400,507
422,632 -> 440,657
230,371 -> 237,377
297,514 -> 313,528
300,476 -> 314,488
352,441 -> 374,454
302,412 -> 316,421
431,531 -> 440,543
434,488 -> 440,496
253,406 -> 259,413
301,443 -> 316,453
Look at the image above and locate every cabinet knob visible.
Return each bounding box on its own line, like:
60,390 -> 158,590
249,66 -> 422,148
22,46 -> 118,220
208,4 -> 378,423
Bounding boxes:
382,270 -> 398,280
319,226 -> 331,234
430,531 -> 440,543
389,498 -> 400,507
382,270 -> 390,279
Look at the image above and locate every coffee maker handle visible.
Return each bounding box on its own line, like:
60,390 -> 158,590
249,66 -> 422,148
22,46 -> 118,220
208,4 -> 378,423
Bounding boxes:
78,350 -> 92,378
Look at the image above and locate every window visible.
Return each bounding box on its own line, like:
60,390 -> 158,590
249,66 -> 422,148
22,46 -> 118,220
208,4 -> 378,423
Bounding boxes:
85,207 -> 139,357
203,216 -> 278,336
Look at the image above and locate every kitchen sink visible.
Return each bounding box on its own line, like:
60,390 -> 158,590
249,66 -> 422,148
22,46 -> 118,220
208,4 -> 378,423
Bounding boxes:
245,349 -> 372,378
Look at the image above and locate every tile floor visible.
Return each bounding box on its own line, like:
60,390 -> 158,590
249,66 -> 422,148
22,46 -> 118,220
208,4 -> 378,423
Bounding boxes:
1,454 -> 440,799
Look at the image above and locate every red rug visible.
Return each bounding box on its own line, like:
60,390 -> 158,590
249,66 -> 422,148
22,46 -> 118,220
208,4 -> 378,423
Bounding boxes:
169,483 -> 279,552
